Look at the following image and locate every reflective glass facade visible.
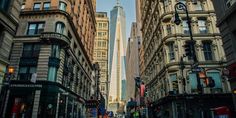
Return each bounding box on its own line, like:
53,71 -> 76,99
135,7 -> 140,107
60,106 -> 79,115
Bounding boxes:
108,3 -> 126,111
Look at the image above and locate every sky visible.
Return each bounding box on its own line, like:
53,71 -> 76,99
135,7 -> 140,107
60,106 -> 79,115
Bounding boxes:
96,0 -> 136,39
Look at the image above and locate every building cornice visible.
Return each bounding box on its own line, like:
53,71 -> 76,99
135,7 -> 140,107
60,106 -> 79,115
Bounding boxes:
0,11 -> 18,35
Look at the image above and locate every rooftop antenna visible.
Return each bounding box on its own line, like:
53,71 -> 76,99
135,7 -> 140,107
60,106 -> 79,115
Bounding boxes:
116,0 -> 120,6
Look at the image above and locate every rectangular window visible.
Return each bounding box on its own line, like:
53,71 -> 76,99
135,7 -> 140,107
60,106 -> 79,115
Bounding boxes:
43,2 -> 50,10
33,3 -> 41,11
98,32 -> 102,37
101,85 -> 105,92
166,24 -> 172,35
18,66 -> 37,80
170,74 -> 178,94
22,44 -> 40,58
102,52 -> 106,57
27,22 -> 45,35
21,3 -> 25,10
59,2 -> 67,11
48,66 -> 57,82
203,41 -> 213,61
0,0 -> 11,11
179,0 -> 186,4
194,1 -> 203,11
102,41 -> 106,47
163,0 -> 169,12
51,45 -> 60,58
182,20 -> 189,34
206,72 -> 222,89
189,73 -> 197,90
103,23 -> 107,28
168,42 -> 175,61
55,22 -> 65,34
103,32 -> 107,36
198,20 -> 207,34
98,41 -> 102,47
97,52 -> 101,57
98,23 -> 102,28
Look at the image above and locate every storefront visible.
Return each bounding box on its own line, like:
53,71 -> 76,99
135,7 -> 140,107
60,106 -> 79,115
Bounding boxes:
3,80 -> 86,118
148,94 -> 235,118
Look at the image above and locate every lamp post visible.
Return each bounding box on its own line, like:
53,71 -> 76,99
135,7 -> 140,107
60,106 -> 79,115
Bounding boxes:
174,2 -> 202,94
93,62 -> 100,118
179,56 -> 186,93
0,66 -> 14,117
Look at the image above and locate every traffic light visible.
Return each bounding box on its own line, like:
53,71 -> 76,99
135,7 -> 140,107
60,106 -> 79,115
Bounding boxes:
144,89 -> 148,97
135,77 -> 141,88
183,43 -> 193,58
204,77 -> 215,88
172,81 -> 178,90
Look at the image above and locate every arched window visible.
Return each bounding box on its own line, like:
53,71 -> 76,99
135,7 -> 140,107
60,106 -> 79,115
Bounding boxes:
59,1 -> 67,11
55,22 -> 65,34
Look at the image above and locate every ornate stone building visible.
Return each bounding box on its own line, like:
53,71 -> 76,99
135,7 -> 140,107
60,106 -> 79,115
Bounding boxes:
139,0 -> 234,117
0,0 -> 96,117
94,12 -> 109,107
0,0 -> 22,115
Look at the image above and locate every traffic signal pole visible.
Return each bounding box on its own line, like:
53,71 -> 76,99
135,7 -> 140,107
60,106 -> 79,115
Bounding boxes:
186,9 -> 202,94
174,2 -> 202,94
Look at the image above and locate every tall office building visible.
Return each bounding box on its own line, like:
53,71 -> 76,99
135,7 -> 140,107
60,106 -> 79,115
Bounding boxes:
108,0 -> 126,113
126,22 -> 140,101
94,12 -> 109,106
0,0 -> 96,117
139,0 -> 233,117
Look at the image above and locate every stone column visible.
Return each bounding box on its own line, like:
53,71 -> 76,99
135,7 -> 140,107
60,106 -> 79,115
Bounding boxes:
32,90 -> 41,118
55,93 -> 60,118
2,90 -> 10,117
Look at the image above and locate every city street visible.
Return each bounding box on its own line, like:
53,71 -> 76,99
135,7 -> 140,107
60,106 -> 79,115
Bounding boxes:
0,0 -> 236,118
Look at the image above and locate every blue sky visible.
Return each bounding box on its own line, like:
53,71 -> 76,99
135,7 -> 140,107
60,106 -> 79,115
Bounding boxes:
96,0 -> 136,39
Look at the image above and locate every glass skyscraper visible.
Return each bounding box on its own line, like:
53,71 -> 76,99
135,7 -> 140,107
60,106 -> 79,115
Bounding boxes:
108,1 -> 126,112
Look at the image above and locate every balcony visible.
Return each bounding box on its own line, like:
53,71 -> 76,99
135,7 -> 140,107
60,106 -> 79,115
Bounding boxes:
40,32 -> 71,48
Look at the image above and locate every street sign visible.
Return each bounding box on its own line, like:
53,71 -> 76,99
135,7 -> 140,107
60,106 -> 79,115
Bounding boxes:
192,62 -> 199,68
107,111 -> 114,117
192,67 -> 202,72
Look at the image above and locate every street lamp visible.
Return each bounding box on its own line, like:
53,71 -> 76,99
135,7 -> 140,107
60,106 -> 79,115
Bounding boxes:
93,62 -> 100,101
174,2 -> 202,94
93,62 -> 100,118
0,66 -> 15,117
179,56 -> 186,93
